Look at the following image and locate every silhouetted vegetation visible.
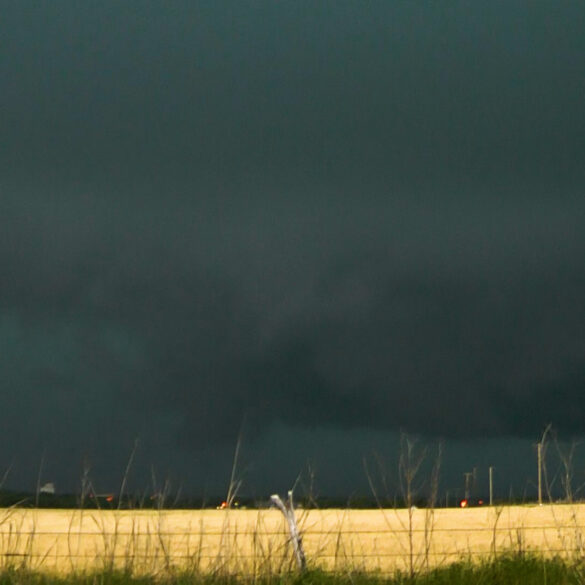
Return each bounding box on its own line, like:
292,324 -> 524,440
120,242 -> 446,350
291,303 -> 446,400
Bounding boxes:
0,556 -> 582,585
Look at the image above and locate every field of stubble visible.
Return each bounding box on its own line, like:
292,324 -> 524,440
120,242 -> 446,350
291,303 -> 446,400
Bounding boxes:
0,504 -> 584,575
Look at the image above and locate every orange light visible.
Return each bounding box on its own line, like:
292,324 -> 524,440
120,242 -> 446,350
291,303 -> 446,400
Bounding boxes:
106,495 -> 114,502
459,499 -> 468,508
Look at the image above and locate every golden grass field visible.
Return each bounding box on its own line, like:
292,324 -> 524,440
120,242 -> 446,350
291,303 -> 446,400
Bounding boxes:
1,504 -> 584,575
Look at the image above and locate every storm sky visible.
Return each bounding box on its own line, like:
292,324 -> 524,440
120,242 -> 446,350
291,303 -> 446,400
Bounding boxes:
2,1 -> 585,499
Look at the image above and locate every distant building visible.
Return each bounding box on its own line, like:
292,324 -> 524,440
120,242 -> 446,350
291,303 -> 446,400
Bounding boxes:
39,482 -> 55,495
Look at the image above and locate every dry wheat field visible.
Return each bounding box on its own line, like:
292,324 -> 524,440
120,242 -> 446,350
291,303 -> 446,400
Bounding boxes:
0,504 -> 584,575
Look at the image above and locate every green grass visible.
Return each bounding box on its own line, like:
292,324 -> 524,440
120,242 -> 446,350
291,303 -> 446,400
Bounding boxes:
0,556 -> 584,585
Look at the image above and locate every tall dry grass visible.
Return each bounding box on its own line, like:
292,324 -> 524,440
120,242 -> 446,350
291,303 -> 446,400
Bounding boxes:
1,504 -> 585,578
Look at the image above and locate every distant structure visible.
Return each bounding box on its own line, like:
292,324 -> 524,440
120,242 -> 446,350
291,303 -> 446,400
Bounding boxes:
39,482 -> 55,495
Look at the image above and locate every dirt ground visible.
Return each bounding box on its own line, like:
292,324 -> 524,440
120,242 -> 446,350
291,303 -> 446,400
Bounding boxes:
0,504 -> 584,574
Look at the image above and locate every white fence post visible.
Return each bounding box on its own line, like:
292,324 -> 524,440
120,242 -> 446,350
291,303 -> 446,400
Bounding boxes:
270,490 -> 307,571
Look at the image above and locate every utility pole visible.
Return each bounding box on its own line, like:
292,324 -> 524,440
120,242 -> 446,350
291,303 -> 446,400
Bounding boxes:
489,466 -> 494,506
537,442 -> 543,506
464,472 -> 473,501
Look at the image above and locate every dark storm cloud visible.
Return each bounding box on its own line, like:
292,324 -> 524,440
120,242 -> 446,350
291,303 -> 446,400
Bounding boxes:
2,193 -> 585,451
3,1 -> 584,188
2,0 -> 585,478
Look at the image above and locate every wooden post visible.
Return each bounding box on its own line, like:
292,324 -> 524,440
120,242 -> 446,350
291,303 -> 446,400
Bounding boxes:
271,491 -> 307,571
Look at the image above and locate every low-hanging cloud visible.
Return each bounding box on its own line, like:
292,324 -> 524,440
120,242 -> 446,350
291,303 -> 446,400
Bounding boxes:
1,1 -> 585,486
2,193 -> 585,456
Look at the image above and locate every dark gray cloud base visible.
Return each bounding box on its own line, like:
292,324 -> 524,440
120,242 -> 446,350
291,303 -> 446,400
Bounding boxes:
2,195 -> 584,449
2,1 -> 585,483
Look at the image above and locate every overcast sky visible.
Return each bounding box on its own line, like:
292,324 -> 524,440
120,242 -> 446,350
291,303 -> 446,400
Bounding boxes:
2,1 -> 585,500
